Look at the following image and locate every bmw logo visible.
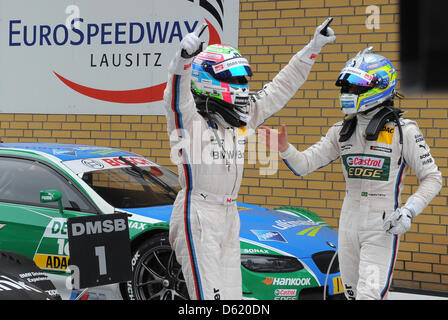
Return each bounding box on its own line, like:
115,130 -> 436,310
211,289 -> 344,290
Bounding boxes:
326,241 -> 336,249
81,159 -> 104,169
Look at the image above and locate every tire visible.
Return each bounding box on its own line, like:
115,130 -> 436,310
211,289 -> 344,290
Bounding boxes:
121,232 -> 189,300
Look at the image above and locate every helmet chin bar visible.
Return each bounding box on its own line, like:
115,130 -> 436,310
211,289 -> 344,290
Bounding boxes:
340,91 -> 396,116
340,93 -> 359,115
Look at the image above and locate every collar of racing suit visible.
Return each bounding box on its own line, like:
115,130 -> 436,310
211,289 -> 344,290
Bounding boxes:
192,90 -> 248,128
357,106 -> 384,126
339,101 -> 405,165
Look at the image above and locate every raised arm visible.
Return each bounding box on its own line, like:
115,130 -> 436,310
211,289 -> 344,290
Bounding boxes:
163,25 -> 207,128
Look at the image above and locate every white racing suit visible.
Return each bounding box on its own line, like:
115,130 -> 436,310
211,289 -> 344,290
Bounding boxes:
164,46 -> 318,300
279,111 -> 442,300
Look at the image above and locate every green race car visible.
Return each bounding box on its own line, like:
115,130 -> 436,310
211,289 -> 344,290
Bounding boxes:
0,143 -> 344,300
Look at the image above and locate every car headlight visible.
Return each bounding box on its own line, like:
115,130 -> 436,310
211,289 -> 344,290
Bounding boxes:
241,254 -> 304,273
311,250 -> 339,274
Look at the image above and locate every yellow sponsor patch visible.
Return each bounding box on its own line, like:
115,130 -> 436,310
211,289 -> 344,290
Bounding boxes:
376,125 -> 394,145
238,126 -> 247,136
34,254 -> 70,271
333,276 -> 344,294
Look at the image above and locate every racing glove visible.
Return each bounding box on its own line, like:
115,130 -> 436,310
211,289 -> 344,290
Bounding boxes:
383,196 -> 426,235
298,17 -> 336,65
168,23 -> 207,75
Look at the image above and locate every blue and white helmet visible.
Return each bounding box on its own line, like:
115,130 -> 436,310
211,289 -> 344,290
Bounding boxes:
335,47 -> 398,115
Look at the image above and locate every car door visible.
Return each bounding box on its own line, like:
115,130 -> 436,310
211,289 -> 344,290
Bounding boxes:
0,156 -> 99,275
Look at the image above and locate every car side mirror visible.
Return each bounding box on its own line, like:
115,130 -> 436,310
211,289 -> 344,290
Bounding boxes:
40,190 -> 64,215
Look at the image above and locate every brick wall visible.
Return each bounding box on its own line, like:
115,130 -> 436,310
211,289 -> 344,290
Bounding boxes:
0,0 -> 447,293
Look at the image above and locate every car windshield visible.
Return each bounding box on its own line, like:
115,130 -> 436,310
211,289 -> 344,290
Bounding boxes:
81,165 -> 181,208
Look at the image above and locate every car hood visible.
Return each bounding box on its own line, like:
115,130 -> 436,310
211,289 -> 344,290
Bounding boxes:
122,202 -> 338,259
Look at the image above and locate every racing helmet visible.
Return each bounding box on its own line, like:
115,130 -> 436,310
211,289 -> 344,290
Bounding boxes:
335,47 -> 397,115
191,44 -> 252,112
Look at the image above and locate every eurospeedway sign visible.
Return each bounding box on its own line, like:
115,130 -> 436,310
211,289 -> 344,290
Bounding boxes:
0,0 -> 239,115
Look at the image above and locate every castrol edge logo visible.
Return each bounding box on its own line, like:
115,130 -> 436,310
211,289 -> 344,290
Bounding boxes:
346,155 -> 384,168
342,154 -> 390,181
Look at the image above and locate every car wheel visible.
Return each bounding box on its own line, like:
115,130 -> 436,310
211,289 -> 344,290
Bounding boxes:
122,232 -> 189,300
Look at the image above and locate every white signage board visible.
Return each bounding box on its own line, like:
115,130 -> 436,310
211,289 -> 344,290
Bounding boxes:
0,0 -> 239,115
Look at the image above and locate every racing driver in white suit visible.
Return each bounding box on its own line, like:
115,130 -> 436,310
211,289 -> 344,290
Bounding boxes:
163,19 -> 335,300
258,48 -> 442,300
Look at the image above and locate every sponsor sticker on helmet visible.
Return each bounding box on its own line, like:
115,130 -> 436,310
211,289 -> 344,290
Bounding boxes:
212,57 -> 250,74
342,67 -> 374,82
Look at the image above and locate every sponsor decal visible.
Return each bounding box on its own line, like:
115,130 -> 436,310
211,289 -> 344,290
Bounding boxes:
81,159 -> 105,169
344,284 -> 356,300
251,230 -> 287,243
212,57 -> 249,74
376,125 -> 394,144
296,225 -> 323,237
420,152 -> 431,160
213,288 -> 221,300
2,0 -> 240,115
241,248 -> 270,255
415,134 -> 424,143
43,218 -> 68,239
274,288 -> 297,300
128,221 -> 146,230
90,149 -> 121,156
0,275 -> 43,293
342,67 -> 374,82
263,277 -> 311,286
36,219 -> 71,272
65,156 -> 158,173
370,145 -> 392,153
272,219 -> 320,230
34,254 -> 70,271
100,156 -> 154,167
342,154 -> 391,181
333,276 -> 344,294
238,126 -> 247,136
361,192 -> 386,198
275,289 -> 297,296
54,149 -> 77,157
346,155 -> 385,168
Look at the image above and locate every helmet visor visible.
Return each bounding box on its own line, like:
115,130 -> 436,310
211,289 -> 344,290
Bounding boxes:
204,57 -> 253,81
335,67 -> 377,88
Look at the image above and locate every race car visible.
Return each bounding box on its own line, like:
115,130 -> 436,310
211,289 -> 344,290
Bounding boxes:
0,142 -> 344,300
